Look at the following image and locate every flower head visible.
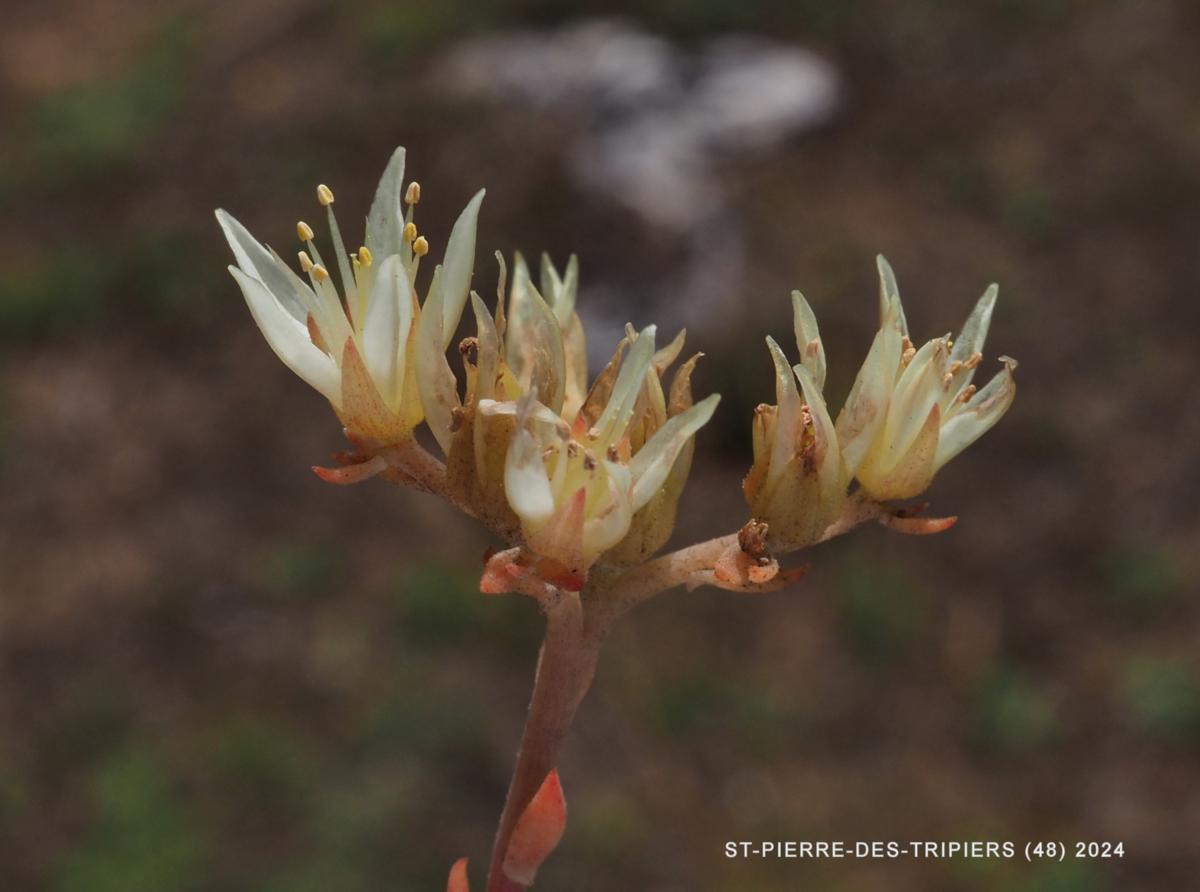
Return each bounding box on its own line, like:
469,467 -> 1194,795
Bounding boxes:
452,255 -> 719,581
836,256 -> 1017,501
216,148 -> 484,446
743,291 -> 846,550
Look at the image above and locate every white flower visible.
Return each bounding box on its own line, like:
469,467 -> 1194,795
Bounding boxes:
216,147 -> 484,445
837,256 -> 1017,501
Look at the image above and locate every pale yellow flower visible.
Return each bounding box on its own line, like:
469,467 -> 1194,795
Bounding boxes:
838,256 -> 1017,501
216,147 -> 484,446
455,255 -> 718,580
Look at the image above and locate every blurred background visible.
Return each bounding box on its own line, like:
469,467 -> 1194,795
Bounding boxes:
1,1 -> 1198,890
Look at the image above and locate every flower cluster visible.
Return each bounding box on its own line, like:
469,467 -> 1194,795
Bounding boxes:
218,146 -> 1016,580
745,257 -> 1017,550
217,144 -> 1019,892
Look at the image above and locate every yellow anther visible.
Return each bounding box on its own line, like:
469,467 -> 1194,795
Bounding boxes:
317,184 -> 335,206
296,221 -> 314,241
403,222 -> 418,243
405,181 -> 421,205
413,236 -> 430,257
357,245 -> 373,266
312,263 -> 330,282
298,250 -> 314,273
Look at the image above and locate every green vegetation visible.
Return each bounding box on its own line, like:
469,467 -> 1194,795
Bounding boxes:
970,664 -> 1059,755
56,750 -> 201,892
1122,658 -> 1200,743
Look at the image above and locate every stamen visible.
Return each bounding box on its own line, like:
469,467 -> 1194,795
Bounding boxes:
405,181 -> 421,205
357,246 -> 373,266
583,450 -> 598,471
956,384 -> 977,404
606,444 -> 620,461
902,346 -> 917,365
413,236 -> 430,257
317,184 -> 335,206
964,351 -> 983,370
312,263 -> 330,282
298,251 -> 314,273
296,221 -> 314,241
403,222 -> 418,243
566,441 -> 580,458
947,360 -> 963,375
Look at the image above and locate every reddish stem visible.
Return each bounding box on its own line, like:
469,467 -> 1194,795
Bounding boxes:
485,592 -> 603,891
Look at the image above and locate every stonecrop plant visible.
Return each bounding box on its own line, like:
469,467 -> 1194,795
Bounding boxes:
217,146 -> 1016,891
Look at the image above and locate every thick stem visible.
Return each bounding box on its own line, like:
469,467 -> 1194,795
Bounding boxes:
486,591 -> 604,892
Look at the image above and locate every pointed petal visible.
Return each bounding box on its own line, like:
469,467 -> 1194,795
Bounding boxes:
361,254 -> 404,408
440,188 -> 485,348
835,299 -> 903,476
651,328 -> 687,377
876,254 -> 908,337
593,325 -> 656,444
415,266 -> 462,454
216,209 -> 310,322
763,336 -> 801,495
560,311 -> 589,421
878,337 -> 941,456
364,147 -> 406,260
628,393 -> 719,510
949,283 -> 998,394
791,291 -> 826,392
794,364 -> 843,506
228,267 -> 340,405
506,254 -> 567,414
935,356 -> 1016,470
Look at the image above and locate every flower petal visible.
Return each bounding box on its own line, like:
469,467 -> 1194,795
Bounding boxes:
593,325 -> 656,444
415,266 -> 462,454
215,209 -> 309,322
506,254 -> 567,414
364,147 -> 407,260
948,283 -> 998,394
763,335 -> 801,496
440,188 -> 485,348
628,393 -> 720,510
835,296 -> 903,476
876,254 -> 909,337
935,356 -> 1016,470
791,290 -> 826,392
505,425 -> 556,523
361,254 -> 406,408
228,266 -> 340,405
